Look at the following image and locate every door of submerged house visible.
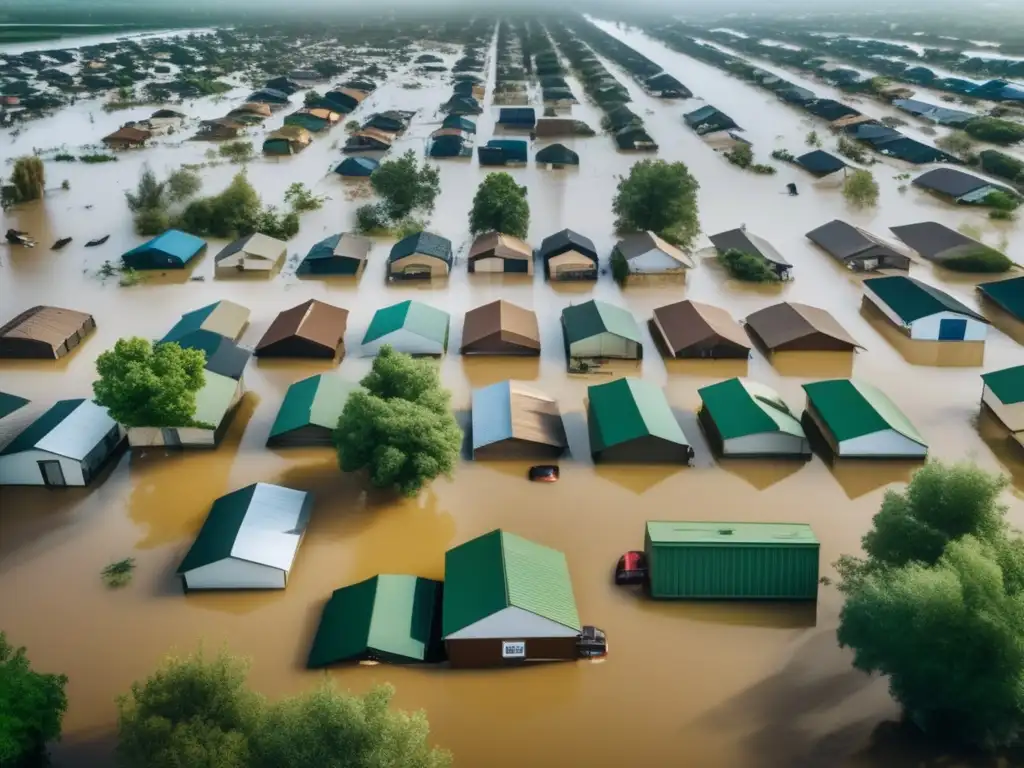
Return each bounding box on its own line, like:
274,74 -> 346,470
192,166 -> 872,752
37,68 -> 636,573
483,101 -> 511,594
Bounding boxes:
38,460 -> 66,487
938,318 -> 967,341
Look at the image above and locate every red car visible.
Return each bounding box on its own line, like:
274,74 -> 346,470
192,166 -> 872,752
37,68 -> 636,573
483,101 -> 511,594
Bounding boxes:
615,551 -> 648,586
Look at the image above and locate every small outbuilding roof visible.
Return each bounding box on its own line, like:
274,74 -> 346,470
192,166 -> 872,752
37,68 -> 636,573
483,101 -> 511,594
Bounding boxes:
160,300 -> 250,347
587,377 -> 689,454
268,375 -> 360,444
614,231 -> 694,268
537,229 -> 598,262
535,143 -> 579,166
443,529 -> 581,638
177,483 -> 312,575
461,300 -> 540,354
334,156 -> 379,176
709,228 -> 790,270
982,365 -> 1024,406
863,276 -> 987,323
794,150 -> 846,177
302,233 -> 371,264
805,219 -> 905,263
698,378 -> 805,440
214,233 -> 287,268
103,125 -> 151,143
889,221 -> 998,263
652,300 -> 750,356
911,168 -> 999,199
0,305 -> 94,358
562,300 -> 642,345
471,380 -> 566,455
744,302 -> 862,352
255,300 -> 349,356
977,276 -> 1024,321
647,520 -> 818,546
307,575 -> 444,667
389,231 -> 453,266
363,301 -> 450,346
468,232 -> 532,264
803,379 -> 926,447
122,230 -> 206,268
0,399 -> 117,460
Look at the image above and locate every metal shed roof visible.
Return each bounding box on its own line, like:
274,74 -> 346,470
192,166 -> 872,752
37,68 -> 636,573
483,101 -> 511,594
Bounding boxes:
982,365 -> 1024,406
537,229 -> 597,261
889,222 -> 995,262
744,302 -> 862,351
0,392 -> 29,421
911,168 -> 993,199
255,300 -> 349,353
461,300 -> 540,353
177,483 -> 312,574
175,335 -> 250,381
388,231 -> 453,265
587,378 -> 689,453
442,529 -> 581,637
804,220 -> 904,262
614,231 -> 693,268
122,230 -> 206,265
214,233 -> 287,265
194,371 -> 240,426
0,305 -> 94,353
794,150 -> 846,176
864,276 -> 987,323
269,374 -> 360,441
471,380 -> 566,454
362,300 -> 450,345
0,399 -> 116,460
562,300 -> 641,344
709,228 -> 790,269
652,300 -> 750,354
647,521 -> 818,546
161,300 -> 250,345
698,378 -> 805,440
803,379 -> 926,445
304,233 -> 372,263
977,276 -> 1024,322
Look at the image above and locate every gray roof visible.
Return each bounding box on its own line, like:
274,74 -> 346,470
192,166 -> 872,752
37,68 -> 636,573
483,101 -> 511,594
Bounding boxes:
912,168 -> 995,199
613,231 -> 694,267
805,219 -> 902,261
889,222 -> 985,261
0,399 -> 117,461
709,228 -> 791,268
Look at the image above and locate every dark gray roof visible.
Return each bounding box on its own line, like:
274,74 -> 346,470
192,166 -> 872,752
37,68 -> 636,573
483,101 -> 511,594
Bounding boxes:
794,150 -> 845,176
889,222 -> 982,261
388,232 -> 453,265
911,168 -> 996,199
805,219 -> 900,261
537,229 -> 597,261
709,229 -> 791,268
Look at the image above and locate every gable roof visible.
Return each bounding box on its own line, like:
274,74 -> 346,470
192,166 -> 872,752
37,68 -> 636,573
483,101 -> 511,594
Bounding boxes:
805,219 -> 902,261
537,229 -> 598,261
362,300 -> 449,345
864,276 -> 987,323
471,380 -> 566,452
178,483 -> 311,574
468,232 -> 532,262
214,233 -> 287,264
177,335 -> 250,381
889,222 -> 996,262
535,143 -> 579,165
744,302 -> 862,351
697,378 -> 805,440
256,300 -> 349,353
0,392 -> 29,422
803,379 -> 926,446
587,377 -> 688,452
0,399 -> 116,460
193,371 -> 240,426
912,168 -> 994,198
334,157 -> 379,176
982,365 -> 1024,406
978,276 -> 1024,321
652,300 -> 750,354
614,231 -> 694,267
122,230 -> 206,264
305,233 -> 372,262
442,529 -> 581,637
269,375 -> 360,440
161,300 -> 250,345
709,228 -> 791,269
389,232 -> 453,265
461,300 -> 540,351
794,150 -> 846,176
562,300 -> 641,344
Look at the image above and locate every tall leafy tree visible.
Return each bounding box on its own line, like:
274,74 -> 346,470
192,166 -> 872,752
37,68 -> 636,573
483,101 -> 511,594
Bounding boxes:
468,172 -> 529,238
0,633 -> 68,766
334,345 -> 461,497
93,337 -> 206,428
370,150 -> 441,220
10,157 -> 45,204
611,159 -> 700,248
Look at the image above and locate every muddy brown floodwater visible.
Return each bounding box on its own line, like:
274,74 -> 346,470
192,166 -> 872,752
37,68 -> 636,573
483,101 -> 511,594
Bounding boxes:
2,18 -> 1023,768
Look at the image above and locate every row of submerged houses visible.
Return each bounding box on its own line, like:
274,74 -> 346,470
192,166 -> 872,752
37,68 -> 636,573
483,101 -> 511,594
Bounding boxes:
101,108 -> 188,149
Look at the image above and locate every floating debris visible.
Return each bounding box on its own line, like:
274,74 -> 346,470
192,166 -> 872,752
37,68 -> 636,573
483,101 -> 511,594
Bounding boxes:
85,235 -> 110,247
52,237 -> 72,250
5,229 -> 36,247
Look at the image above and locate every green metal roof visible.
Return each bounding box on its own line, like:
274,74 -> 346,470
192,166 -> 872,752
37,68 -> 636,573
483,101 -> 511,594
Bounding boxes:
0,392 -> 29,421
362,301 -> 450,344
193,372 -> 238,426
982,365 -> 1024,406
864,275 -> 986,323
0,398 -> 83,456
978,276 -> 1024,322
587,378 -> 688,452
442,529 -> 581,637
697,378 -> 805,440
177,485 -> 255,572
269,375 -> 360,439
803,379 -> 926,446
160,302 -> 217,343
647,521 -> 819,546
307,575 -> 442,667
561,300 -> 641,344
388,232 -> 453,265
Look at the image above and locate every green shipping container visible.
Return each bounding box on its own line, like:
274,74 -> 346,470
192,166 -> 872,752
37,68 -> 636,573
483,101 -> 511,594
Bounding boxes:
644,521 -> 819,600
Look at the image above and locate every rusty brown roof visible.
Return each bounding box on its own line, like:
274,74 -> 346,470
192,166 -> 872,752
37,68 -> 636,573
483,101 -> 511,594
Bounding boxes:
461,300 -> 540,352
103,126 -> 151,143
468,232 -> 533,262
353,127 -> 393,145
256,300 -> 349,352
744,302 -> 862,351
0,305 -> 94,351
230,102 -> 272,117
652,300 -> 749,354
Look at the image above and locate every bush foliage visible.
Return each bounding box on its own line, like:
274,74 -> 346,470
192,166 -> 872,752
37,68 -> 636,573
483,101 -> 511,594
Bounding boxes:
0,633 -> 68,766
718,248 -> 781,283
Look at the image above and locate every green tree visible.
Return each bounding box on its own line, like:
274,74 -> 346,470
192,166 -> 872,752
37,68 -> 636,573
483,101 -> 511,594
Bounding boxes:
724,142 -> 753,168
468,172 -> 529,237
964,117 -> 1024,145
3,156 -> 46,207
166,168 -> 202,203
611,159 -> 700,248
93,337 -> 206,428
249,684 -> 451,768
334,345 -> 461,497
175,173 -> 262,239
283,182 -> 324,213
0,633 -> 68,766
218,141 -> 254,163
370,149 -> 441,220
843,169 -> 879,208
125,164 -> 167,213
303,89 -> 322,107
805,130 -> 821,147
936,131 -> 976,157
718,248 -> 780,283
116,649 -> 257,768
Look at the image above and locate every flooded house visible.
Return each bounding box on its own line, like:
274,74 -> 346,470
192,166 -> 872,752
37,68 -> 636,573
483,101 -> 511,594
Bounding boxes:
263,125 -> 312,155
364,111 -> 414,133
0,305 -> 95,360
387,232 -> 452,280
101,125 -> 151,149
709,228 -> 791,280
214,233 -> 287,276
255,300 -> 349,359
697,378 -> 811,458
322,88 -> 369,114
228,102 -> 272,121
297,233 -> 372,276
334,156 -> 379,177
614,125 -> 659,152
587,377 -> 692,464
122,230 -> 206,270
535,143 -> 579,168
977,275 -> 1024,322
196,117 -> 245,140
805,219 -> 911,271
561,300 -> 643,362
160,300 -> 250,348
981,365 -> 1024,434
343,128 -> 393,153
744,302 -> 862,353
177,483 -> 312,591
651,300 -> 750,359
127,369 -> 244,448
0,392 -> 31,452
497,107 -> 536,129
889,222 -> 1008,266
611,231 -> 693,275
863,275 -> 989,341
362,300 -> 450,356
461,300 -> 540,356
429,129 -> 473,158
441,114 -> 476,133
471,380 -> 567,459
0,399 -> 123,487
478,139 -> 528,166
263,77 -> 300,95
892,98 -> 974,127
683,105 -> 739,136
911,168 -> 1014,205
802,379 -> 928,460
283,108 -> 338,133
793,150 -> 847,178
442,529 -> 583,668
644,72 -> 691,98
442,94 -> 481,115
266,375 -> 360,448
467,232 -> 533,274
535,117 -> 593,137
643,522 -> 819,600
246,87 -> 290,107
307,575 -> 445,667
537,229 -> 599,281
147,108 -> 186,134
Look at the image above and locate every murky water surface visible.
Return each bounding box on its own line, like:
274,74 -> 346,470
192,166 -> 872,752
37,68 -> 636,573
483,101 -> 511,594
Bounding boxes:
1,19 -> 1023,768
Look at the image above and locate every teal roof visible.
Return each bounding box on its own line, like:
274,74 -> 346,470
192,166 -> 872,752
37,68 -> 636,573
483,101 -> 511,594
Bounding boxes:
561,300 -> 641,344
0,398 -> 84,456
587,378 -> 689,452
978,276 -> 1024,322
307,575 -> 443,667
388,232 -> 453,266
0,392 -> 29,421
362,301 -> 450,345
982,365 -> 1024,406
122,229 -> 206,267
864,275 -> 986,323
803,379 -> 926,446
160,303 -> 217,344
442,529 -> 581,637
269,375 -> 359,439
698,378 -> 805,440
